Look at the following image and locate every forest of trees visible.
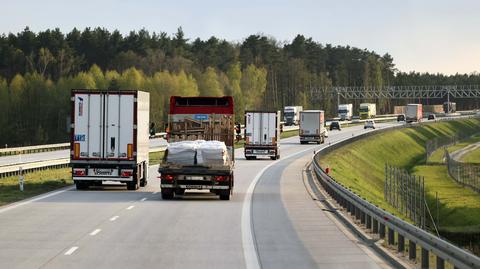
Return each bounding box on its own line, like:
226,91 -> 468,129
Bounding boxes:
1,27 -> 479,146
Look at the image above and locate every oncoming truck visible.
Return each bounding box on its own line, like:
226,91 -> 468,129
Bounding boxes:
338,103 -> 353,121
159,96 -> 235,200
70,90 -> 150,190
359,103 -> 376,119
283,106 -> 303,126
299,110 -> 326,144
244,111 -> 281,160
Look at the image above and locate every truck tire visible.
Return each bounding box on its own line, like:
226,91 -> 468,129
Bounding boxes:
140,179 -> 147,187
270,156 -> 277,160
140,162 -> 148,187
75,181 -> 88,190
300,141 -> 306,144
219,190 -> 230,200
276,155 -> 280,159
161,189 -> 174,200
127,181 -> 138,190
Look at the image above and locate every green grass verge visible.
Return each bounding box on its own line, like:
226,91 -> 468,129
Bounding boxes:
149,151 -> 165,165
0,168 -> 72,207
319,118 -> 480,232
462,147 -> 480,163
428,134 -> 480,163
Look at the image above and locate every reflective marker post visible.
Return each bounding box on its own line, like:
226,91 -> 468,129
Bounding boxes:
19,167 -> 24,191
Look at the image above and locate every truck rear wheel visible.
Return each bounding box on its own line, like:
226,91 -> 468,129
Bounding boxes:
75,181 -> 89,190
219,190 -> 230,200
127,181 -> 138,190
161,189 -> 174,200
270,156 -> 277,160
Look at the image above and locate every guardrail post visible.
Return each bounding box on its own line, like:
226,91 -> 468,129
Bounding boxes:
379,223 -> 386,239
421,248 -> 429,269
388,228 -> 395,245
366,215 -> 372,229
409,241 -> 416,261
372,218 -> 378,233
436,256 -> 445,269
398,234 -> 405,253
360,211 -> 366,224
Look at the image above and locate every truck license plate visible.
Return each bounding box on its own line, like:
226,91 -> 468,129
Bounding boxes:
93,169 -> 114,175
186,176 -> 204,180
254,150 -> 268,154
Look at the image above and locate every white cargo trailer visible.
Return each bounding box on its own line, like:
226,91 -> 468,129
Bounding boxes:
70,90 -> 150,190
299,110 -> 326,144
244,111 -> 280,160
406,103 -> 423,123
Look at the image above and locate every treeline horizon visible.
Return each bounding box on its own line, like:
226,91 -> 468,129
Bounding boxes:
0,27 -> 479,146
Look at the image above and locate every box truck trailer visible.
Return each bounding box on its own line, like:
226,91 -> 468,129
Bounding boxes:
244,111 -> 281,160
406,104 -> 423,123
299,110 -> 326,144
70,90 -> 150,190
338,103 -> 353,121
284,106 -> 303,126
159,96 -> 235,200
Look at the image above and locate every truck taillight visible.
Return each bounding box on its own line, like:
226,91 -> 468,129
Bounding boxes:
127,144 -> 133,159
74,143 -> 80,159
73,168 -> 86,176
214,175 -> 229,182
161,174 -> 174,182
121,170 -> 133,177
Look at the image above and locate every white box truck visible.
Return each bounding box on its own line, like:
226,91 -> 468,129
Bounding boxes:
359,103 -> 376,119
284,106 -> 303,126
338,103 -> 353,121
299,110 -> 326,144
406,104 -> 423,123
70,90 -> 150,190
244,111 -> 281,160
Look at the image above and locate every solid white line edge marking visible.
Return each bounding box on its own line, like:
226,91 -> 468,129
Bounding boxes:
0,186 -> 75,214
64,246 -> 79,255
89,229 -> 101,236
110,216 -> 119,221
126,205 -> 134,210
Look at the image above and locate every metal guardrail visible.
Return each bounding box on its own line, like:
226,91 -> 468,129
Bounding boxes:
1,133 -> 167,157
0,146 -> 168,178
311,117 -> 480,269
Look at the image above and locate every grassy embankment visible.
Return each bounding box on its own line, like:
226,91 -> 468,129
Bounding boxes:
462,147 -> 480,163
318,118 -> 480,233
0,168 -> 72,207
428,134 -> 480,163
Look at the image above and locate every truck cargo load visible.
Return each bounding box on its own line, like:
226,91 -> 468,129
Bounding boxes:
299,110 -> 326,144
70,90 -> 150,190
244,111 -> 281,160
159,96 -> 235,200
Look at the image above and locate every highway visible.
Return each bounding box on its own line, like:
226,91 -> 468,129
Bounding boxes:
0,122 -> 401,269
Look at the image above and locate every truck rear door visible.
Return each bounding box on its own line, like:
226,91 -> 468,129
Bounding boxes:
246,112 -> 260,144
105,94 -> 134,160
261,112 -> 276,145
73,93 -> 103,159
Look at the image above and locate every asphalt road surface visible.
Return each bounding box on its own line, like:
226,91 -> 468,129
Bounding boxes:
0,122 -> 400,269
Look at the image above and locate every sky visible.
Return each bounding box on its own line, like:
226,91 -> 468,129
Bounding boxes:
1,0 -> 479,75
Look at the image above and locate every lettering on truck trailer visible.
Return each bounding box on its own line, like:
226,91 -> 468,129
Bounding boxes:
194,114 -> 209,120
74,134 -> 86,141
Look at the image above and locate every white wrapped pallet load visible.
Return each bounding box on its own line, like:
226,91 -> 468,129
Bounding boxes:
197,141 -> 228,166
166,141 -> 198,165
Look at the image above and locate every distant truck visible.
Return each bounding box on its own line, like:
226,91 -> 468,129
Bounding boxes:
338,103 -> 353,121
443,102 -> 456,114
299,110 -> 326,144
244,111 -> 281,160
70,90 -> 150,190
406,104 -> 423,123
359,103 -> 376,119
284,106 -> 303,126
159,96 -> 235,200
